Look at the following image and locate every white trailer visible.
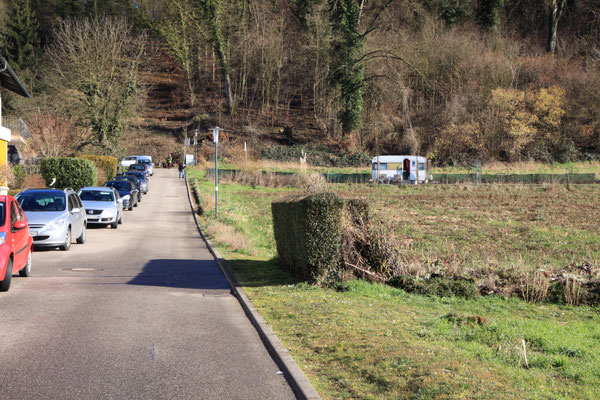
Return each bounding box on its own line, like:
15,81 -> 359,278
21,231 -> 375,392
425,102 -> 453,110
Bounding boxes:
371,155 -> 427,183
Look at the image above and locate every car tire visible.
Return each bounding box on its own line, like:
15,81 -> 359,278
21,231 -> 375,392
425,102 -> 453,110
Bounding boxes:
19,251 -> 31,277
133,200 -> 138,207
118,214 -> 123,224
60,228 -> 71,251
76,225 -> 86,244
0,258 -> 12,292
110,220 -> 118,229
128,203 -> 133,211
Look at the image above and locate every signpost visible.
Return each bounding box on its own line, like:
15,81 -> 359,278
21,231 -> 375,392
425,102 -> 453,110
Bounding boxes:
212,126 -> 219,218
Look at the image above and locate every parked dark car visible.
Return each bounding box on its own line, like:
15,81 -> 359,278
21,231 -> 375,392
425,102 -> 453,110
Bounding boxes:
128,163 -> 149,178
103,180 -> 139,210
124,171 -> 148,194
113,175 -> 142,202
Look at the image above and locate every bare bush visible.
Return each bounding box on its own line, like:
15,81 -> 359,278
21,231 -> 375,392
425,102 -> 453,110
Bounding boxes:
25,112 -> 83,158
520,270 -> 550,303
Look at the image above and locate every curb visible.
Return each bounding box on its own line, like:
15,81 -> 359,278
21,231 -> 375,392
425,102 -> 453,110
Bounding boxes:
184,175 -> 322,400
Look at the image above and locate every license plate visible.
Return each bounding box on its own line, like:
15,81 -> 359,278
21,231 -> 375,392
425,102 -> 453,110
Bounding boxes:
30,230 -> 38,237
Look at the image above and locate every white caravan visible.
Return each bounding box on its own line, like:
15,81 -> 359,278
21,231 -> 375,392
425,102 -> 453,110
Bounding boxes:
371,155 -> 428,183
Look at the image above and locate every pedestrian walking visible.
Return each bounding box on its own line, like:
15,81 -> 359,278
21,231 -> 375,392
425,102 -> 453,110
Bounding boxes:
167,153 -> 173,169
178,163 -> 185,178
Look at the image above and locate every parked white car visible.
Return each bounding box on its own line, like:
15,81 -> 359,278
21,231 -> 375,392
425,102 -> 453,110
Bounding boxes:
120,156 -> 140,169
78,187 -> 123,229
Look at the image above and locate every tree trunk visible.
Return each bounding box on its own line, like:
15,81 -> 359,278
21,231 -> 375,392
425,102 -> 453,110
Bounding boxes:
548,0 -> 566,53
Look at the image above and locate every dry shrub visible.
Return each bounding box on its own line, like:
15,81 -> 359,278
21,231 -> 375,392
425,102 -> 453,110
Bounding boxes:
21,173 -> 46,189
96,168 -> 107,185
0,166 -> 16,189
520,270 -> 550,303
219,170 -> 327,192
341,209 -> 403,282
205,221 -> 253,254
564,276 -> 583,306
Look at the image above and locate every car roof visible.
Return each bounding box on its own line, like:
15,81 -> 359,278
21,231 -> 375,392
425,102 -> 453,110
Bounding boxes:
18,188 -> 68,195
80,186 -> 115,191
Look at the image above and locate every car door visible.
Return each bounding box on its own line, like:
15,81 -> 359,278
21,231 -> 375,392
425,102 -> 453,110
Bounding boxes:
68,194 -> 83,239
113,189 -> 122,219
10,201 -> 28,268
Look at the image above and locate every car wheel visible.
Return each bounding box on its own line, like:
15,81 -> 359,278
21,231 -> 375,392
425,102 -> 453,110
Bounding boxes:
110,219 -> 118,229
19,251 -> 31,277
128,202 -> 133,211
60,228 -> 72,251
76,225 -> 86,244
118,213 -> 123,224
0,258 -> 13,292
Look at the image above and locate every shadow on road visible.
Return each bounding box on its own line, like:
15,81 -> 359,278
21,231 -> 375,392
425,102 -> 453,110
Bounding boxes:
225,257 -> 301,288
128,259 -> 231,290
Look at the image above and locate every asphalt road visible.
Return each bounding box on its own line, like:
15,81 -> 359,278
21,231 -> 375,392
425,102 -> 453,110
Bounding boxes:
0,168 -> 295,400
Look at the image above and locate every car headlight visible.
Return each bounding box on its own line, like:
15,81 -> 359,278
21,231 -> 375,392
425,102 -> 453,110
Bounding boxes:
48,218 -> 65,230
101,209 -> 115,218
0,232 -> 5,245
122,195 -> 130,202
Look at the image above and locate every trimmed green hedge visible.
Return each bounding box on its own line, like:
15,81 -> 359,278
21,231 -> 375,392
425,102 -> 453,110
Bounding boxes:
78,154 -> 118,181
272,192 -> 363,286
40,157 -> 97,191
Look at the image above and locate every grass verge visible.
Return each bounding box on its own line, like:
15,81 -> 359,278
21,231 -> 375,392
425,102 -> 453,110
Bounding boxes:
188,168 -> 600,399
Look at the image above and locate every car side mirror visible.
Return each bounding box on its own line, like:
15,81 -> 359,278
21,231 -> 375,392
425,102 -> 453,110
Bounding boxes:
13,221 -> 27,230
71,208 -> 81,214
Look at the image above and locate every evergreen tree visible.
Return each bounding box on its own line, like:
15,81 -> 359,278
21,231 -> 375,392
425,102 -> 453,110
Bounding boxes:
2,0 -> 39,70
477,0 -> 503,31
328,0 -> 364,136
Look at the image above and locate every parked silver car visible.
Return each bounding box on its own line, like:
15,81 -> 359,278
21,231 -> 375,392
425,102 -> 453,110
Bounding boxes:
78,187 -> 124,229
16,188 -> 87,251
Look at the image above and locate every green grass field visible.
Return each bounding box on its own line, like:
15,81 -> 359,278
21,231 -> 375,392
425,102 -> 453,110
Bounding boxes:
188,167 -> 600,399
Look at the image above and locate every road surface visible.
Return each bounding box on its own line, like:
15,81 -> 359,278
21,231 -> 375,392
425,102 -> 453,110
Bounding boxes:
0,168 -> 295,400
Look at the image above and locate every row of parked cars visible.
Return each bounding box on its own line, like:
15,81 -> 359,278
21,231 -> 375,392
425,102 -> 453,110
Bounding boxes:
0,155 -> 154,292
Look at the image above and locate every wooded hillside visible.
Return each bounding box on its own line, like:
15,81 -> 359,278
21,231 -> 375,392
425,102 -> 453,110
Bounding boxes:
1,0 -> 599,166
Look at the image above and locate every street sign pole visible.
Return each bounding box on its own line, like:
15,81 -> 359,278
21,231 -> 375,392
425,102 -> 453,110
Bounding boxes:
194,130 -> 198,166
212,127 -> 219,218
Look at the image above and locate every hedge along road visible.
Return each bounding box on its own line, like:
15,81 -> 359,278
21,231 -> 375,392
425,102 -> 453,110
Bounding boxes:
0,168 -> 295,400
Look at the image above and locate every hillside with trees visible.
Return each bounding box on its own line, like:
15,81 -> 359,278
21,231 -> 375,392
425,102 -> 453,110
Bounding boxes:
1,0 -> 599,166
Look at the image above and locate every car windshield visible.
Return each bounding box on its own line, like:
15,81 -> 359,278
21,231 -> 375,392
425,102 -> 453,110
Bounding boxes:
17,192 -> 67,211
79,190 -> 114,202
105,181 -> 131,191
139,160 -> 151,164
131,164 -> 145,170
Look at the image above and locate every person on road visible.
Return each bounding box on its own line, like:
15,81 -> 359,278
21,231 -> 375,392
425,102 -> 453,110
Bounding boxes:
178,163 -> 185,178
167,153 -> 173,169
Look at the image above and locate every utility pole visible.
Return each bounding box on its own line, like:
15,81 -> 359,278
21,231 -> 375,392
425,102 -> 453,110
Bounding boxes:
194,129 -> 198,166
212,126 -> 220,218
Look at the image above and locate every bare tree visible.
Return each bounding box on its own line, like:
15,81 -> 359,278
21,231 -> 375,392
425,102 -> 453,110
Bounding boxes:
548,0 -> 567,53
44,17 -> 147,155
25,112 -> 84,158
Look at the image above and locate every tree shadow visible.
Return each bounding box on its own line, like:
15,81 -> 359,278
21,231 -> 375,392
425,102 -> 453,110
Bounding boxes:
225,257 -> 301,288
127,259 -> 231,291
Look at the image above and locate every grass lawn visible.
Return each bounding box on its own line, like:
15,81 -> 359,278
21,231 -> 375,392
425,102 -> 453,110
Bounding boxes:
188,168 -> 600,399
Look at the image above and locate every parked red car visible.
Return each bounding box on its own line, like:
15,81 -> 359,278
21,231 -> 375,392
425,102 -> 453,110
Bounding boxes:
0,195 -> 33,292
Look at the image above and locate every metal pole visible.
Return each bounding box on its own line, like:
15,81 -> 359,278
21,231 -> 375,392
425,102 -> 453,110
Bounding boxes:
194,130 -> 198,166
213,127 -> 219,218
